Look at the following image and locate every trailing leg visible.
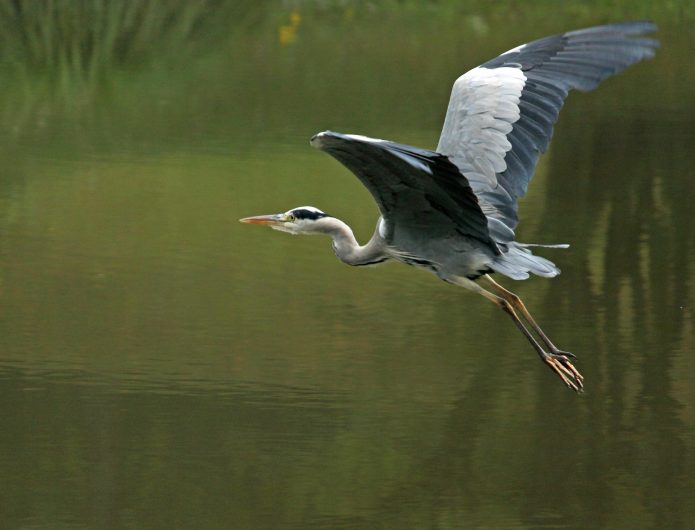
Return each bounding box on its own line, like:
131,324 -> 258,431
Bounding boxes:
484,274 -> 576,359
453,276 -> 583,392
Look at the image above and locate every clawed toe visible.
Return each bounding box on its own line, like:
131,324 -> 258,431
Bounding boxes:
543,353 -> 584,392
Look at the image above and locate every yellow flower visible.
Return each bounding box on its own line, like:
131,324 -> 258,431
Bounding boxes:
279,10 -> 301,46
279,24 -> 297,46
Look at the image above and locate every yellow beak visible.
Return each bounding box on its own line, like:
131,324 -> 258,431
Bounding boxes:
239,214 -> 283,226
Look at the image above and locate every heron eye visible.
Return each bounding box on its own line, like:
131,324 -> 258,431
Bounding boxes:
286,214 -> 296,222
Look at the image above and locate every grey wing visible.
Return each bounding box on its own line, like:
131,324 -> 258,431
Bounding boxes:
310,131 -> 497,252
437,21 -> 659,242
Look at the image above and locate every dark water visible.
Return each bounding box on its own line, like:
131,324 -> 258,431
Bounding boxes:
0,5 -> 693,530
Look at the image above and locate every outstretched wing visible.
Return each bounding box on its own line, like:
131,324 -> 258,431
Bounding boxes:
311,131 -> 497,251
437,21 -> 658,242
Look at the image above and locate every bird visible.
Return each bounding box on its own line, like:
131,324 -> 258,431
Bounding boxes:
240,22 -> 658,392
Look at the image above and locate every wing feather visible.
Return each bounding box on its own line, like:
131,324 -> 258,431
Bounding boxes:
310,131 -> 496,251
437,21 -> 658,238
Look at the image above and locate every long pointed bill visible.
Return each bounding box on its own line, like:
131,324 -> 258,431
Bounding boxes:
239,214 -> 284,226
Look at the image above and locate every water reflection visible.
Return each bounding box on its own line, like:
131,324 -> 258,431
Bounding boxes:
0,5 -> 693,530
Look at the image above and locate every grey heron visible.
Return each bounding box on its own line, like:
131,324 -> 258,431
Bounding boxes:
241,22 -> 658,392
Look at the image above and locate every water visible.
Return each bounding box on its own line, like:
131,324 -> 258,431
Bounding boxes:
0,6 -> 694,529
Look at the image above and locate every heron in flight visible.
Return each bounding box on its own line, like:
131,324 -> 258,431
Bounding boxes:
241,22 -> 658,392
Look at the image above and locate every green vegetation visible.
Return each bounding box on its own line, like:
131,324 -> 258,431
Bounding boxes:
0,1 -> 208,76
0,0 -> 689,139
0,0 -> 690,97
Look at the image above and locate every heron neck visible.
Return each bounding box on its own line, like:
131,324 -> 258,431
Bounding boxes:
321,217 -> 387,266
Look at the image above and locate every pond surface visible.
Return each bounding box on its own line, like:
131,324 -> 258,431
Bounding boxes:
0,6 -> 694,530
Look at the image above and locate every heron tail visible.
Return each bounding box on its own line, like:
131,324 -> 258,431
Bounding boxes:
517,242 -> 570,249
489,242 -> 568,280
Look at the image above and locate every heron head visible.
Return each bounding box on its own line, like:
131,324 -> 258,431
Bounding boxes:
240,206 -> 332,235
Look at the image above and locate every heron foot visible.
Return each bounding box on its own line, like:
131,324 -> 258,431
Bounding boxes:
550,348 -> 576,359
542,352 -> 584,393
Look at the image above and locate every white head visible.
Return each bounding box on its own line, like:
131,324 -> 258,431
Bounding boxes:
240,206 -> 333,235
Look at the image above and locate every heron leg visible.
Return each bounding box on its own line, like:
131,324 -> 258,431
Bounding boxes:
483,274 -> 574,358
457,277 -> 583,392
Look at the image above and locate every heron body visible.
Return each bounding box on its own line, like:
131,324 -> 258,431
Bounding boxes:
241,22 -> 658,392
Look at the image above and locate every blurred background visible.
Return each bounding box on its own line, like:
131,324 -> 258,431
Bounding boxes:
0,1 -> 693,529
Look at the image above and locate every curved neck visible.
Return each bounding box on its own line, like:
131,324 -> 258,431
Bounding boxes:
319,217 -> 388,266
